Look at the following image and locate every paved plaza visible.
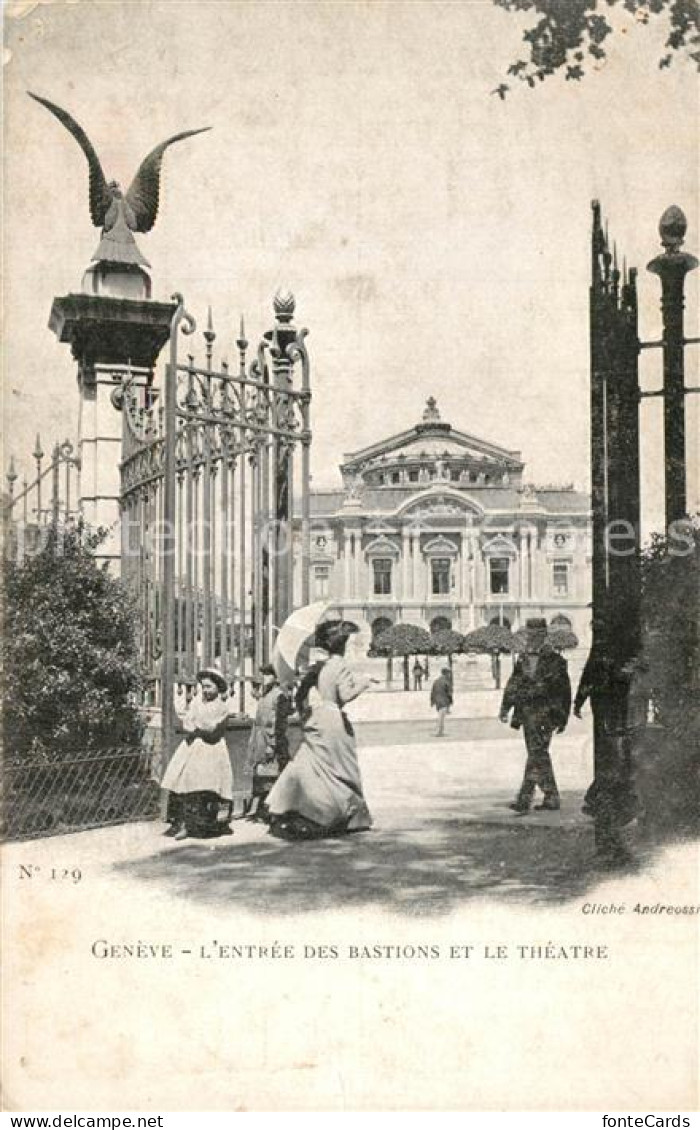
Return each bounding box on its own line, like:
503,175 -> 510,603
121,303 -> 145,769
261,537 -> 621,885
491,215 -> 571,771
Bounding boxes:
4,713 -> 611,915
5,708 -> 697,1113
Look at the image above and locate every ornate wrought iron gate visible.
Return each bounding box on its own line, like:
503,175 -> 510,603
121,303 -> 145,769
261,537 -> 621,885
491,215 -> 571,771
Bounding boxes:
589,201 -> 698,855
590,201 -> 642,664
119,291 -> 311,758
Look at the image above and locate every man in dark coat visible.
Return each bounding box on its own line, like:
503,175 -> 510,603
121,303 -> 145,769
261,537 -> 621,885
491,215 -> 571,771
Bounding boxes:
244,664 -> 291,819
499,618 -> 571,814
574,626 -> 646,827
430,667 -> 453,736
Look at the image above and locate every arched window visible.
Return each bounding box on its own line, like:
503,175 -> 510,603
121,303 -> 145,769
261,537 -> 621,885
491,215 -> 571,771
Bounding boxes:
550,613 -> 572,629
430,616 -> 452,635
371,616 -> 392,643
489,614 -> 511,629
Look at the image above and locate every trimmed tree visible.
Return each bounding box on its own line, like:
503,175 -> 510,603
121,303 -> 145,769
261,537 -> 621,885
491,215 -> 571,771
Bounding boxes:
549,627 -> 579,653
431,629 -> 466,673
2,523 -> 145,763
511,626 -> 579,653
374,623 -> 434,691
463,623 -> 513,689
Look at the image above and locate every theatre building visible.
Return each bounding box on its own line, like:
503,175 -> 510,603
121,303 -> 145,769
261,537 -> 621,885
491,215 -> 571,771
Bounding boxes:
295,399 -> 592,652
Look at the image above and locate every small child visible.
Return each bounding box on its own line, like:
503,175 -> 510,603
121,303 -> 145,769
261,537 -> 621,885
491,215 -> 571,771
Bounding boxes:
161,668 -> 234,840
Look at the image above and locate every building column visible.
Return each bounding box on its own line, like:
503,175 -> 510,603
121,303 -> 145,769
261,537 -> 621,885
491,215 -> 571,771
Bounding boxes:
532,530 -> 545,603
467,534 -> 476,629
412,534 -> 422,604
519,528 -> 527,604
402,528 -> 410,604
343,529 -> 351,599
354,533 -> 363,600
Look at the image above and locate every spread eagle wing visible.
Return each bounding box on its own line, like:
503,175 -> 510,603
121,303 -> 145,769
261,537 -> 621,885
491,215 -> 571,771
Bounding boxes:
125,127 -> 211,233
27,92 -> 112,227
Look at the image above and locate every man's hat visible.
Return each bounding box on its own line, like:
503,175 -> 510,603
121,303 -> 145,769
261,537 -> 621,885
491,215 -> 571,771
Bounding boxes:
258,663 -> 277,678
196,667 -> 228,694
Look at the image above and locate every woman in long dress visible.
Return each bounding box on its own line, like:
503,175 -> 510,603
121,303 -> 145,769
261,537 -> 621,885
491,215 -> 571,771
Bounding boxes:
161,668 -> 234,840
266,621 -> 376,839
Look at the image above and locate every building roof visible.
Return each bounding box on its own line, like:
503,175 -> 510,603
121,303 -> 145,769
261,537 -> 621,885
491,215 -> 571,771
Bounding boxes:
341,397 -> 523,474
300,399 -> 589,522
303,485 -> 590,519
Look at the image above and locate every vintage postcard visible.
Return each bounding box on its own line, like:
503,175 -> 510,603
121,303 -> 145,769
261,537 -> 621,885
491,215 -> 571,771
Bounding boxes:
2,0 -> 699,1113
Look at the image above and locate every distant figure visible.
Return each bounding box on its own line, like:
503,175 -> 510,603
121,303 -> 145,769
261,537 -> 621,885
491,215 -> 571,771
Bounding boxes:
430,667 -> 453,736
413,659 -> 426,691
245,664 -> 291,820
162,668 -> 234,840
499,618 -> 571,814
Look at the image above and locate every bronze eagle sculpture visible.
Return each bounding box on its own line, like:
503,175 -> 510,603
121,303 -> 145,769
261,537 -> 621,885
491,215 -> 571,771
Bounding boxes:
28,92 -> 210,268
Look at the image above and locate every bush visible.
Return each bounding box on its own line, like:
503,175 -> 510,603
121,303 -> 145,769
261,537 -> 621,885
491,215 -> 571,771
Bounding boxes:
2,523 -> 145,762
641,519 -> 699,740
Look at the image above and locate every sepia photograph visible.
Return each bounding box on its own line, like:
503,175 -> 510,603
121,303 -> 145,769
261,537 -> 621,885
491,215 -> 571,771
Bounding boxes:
2,0 -> 699,1114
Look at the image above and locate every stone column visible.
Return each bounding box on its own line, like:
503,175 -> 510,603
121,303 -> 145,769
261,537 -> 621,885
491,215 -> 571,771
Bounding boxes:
412,533 -> 422,604
343,529 -> 352,599
402,528 -> 410,604
76,370 -> 126,567
467,535 -> 476,629
354,532 -> 363,600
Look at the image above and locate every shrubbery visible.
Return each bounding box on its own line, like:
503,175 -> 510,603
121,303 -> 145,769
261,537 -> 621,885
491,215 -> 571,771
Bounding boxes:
2,524 -> 144,762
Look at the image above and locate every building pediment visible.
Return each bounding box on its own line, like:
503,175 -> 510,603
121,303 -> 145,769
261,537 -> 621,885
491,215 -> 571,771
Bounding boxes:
422,535 -> 459,557
482,533 -> 518,557
364,535 -> 400,558
396,489 -> 483,519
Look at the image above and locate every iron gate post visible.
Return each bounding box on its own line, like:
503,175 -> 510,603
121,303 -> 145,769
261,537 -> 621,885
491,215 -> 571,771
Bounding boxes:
589,201 -> 642,861
160,296 -> 196,775
268,292 -> 297,632
647,206 -> 698,529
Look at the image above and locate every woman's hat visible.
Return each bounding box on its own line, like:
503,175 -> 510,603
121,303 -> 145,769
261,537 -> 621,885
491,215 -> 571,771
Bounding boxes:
196,667 -> 228,694
315,619 -> 359,649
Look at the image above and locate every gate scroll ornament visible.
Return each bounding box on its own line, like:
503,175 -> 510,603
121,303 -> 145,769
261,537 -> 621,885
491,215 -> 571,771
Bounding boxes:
119,291 -> 311,767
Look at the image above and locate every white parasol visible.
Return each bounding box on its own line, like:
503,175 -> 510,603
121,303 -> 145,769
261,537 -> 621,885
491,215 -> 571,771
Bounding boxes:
271,601 -> 331,684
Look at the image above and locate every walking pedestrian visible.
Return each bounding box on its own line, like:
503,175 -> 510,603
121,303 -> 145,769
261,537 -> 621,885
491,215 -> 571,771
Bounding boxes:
430,667 -> 453,736
413,658 -> 425,691
267,620 -> 378,839
499,618 -> 571,814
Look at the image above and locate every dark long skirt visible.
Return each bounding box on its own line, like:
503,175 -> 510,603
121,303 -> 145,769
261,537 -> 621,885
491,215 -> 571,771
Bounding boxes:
166,790 -> 228,838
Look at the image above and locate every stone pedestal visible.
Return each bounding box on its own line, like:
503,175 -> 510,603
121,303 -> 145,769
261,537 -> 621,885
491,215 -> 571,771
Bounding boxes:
49,289 -> 177,570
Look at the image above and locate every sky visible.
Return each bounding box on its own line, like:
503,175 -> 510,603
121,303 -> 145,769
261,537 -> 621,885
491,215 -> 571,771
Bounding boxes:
4,0 -> 699,532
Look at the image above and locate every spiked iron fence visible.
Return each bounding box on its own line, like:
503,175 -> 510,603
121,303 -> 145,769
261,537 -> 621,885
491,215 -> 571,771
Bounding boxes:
3,438 -> 81,561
